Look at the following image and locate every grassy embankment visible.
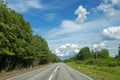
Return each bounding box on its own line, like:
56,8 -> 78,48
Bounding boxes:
66,58 -> 120,80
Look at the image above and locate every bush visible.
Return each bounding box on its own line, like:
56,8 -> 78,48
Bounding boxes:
74,58 -> 120,67
96,59 -> 107,66
85,58 -> 119,67
76,60 -> 84,64
85,58 -> 97,65
107,61 -> 117,67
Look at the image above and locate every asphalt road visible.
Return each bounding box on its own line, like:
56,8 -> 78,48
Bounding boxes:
7,63 -> 93,80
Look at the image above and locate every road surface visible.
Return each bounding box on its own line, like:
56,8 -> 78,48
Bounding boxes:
7,63 -> 93,80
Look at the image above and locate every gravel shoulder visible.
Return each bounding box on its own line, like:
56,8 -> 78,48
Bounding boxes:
0,63 -> 53,80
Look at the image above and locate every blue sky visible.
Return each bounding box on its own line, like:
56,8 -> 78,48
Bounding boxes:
5,0 -> 120,57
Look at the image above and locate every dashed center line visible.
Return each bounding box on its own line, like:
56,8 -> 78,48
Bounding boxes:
54,66 -> 59,73
49,74 -> 53,80
49,65 -> 59,80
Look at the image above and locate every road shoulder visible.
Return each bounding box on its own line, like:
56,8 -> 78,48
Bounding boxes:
0,63 -> 53,80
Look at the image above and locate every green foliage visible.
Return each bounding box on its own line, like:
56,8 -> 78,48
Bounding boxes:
91,48 -> 109,59
76,47 -> 92,60
0,1 -> 60,72
64,57 -> 75,62
67,62 -> 120,80
48,53 -> 61,62
75,58 -> 120,67
75,60 -> 85,64
85,58 -> 97,65
65,44 -> 119,80
100,49 -> 109,58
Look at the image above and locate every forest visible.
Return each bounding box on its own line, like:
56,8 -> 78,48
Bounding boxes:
0,0 -> 60,72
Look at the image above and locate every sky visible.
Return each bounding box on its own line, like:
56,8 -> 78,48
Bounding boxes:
5,0 -> 120,58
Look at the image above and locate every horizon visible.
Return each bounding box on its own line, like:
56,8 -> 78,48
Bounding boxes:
5,0 -> 120,59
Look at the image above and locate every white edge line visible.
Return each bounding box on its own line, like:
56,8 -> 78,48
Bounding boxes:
75,69 -> 93,80
6,70 -> 33,80
67,64 -> 93,80
7,64 -> 53,80
7,64 -> 58,80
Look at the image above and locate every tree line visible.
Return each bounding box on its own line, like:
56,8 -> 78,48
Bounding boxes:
64,46 -> 120,67
75,47 -> 109,61
0,0 -> 60,72
64,47 -> 109,62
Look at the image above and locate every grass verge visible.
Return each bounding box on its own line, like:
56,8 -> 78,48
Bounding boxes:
67,62 -> 120,80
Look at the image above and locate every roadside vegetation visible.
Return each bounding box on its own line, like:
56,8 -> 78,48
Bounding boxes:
65,46 -> 120,80
0,0 -> 60,72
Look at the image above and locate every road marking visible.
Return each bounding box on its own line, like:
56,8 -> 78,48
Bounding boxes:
6,68 -> 44,80
53,66 -> 59,73
76,70 -> 93,80
49,65 -> 59,80
49,74 -> 53,80
7,64 -> 53,80
6,71 -> 32,80
53,67 -> 57,73
67,65 -> 93,80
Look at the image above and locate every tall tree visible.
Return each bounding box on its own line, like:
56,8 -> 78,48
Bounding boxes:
76,47 -> 92,60
100,49 -> 109,58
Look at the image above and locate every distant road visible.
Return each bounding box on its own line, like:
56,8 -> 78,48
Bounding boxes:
7,63 -> 92,80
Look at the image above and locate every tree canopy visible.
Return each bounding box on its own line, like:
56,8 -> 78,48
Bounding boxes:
76,47 -> 92,60
74,47 -> 109,61
0,1 -> 60,72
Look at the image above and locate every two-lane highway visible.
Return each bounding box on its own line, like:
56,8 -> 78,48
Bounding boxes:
7,63 -> 93,80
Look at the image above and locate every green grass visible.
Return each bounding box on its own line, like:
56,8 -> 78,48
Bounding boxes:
67,62 -> 120,80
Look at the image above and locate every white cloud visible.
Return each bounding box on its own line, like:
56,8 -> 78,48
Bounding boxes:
46,16 -> 120,50
5,0 -> 44,12
97,0 -> 120,17
93,40 -> 119,57
75,6 -> 88,24
103,26 -> 120,39
56,20 -> 80,34
44,13 -> 56,21
47,2 -> 120,36
47,19 -> 120,57
53,43 -> 80,57
47,5 -> 88,35
112,0 -> 120,4
43,4 -> 120,57
93,41 -> 107,49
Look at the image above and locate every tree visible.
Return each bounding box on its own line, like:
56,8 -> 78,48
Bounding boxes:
100,49 -> 109,58
76,47 -> 92,60
0,0 -> 60,71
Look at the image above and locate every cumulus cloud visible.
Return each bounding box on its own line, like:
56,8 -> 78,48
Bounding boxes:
5,0 -> 44,12
48,5 -> 88,35
75,6 -> 88,24
103,26 -> 120,39
93,42 -> 107,49
54,20 -> 80,35
53,43 -> 80,57
97,0 -> 120,17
